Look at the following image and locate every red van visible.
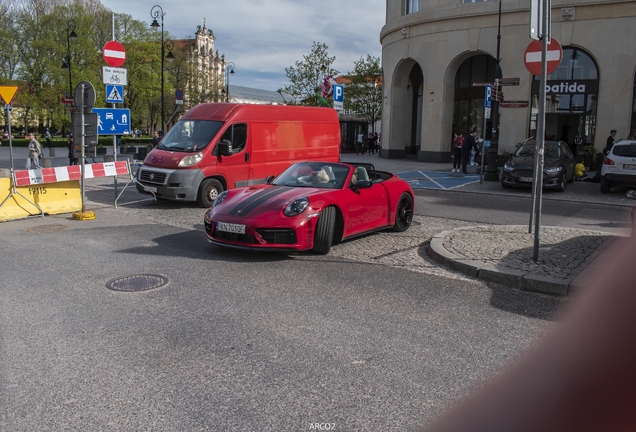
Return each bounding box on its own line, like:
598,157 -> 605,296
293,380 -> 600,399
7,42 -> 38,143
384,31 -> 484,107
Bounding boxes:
136,103 -> 341,207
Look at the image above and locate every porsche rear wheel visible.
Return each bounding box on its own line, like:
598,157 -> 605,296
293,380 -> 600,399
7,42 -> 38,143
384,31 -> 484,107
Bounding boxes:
393,193 -> 413,232
198,178 -> 224,208
312,206 -> 335,254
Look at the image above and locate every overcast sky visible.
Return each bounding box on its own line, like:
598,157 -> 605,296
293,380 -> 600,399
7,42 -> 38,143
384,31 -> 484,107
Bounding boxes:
100,0 -> 386,91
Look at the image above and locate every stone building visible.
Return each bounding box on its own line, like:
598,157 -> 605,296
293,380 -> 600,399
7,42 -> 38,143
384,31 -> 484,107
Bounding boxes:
175,19 -> 228,109
380,0 -> 636,161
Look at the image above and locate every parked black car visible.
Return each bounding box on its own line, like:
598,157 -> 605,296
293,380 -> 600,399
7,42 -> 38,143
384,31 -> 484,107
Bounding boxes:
500,139 -> 576,192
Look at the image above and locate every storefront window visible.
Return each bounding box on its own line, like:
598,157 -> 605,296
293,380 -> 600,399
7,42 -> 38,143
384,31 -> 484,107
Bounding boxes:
530,47 -> 598,152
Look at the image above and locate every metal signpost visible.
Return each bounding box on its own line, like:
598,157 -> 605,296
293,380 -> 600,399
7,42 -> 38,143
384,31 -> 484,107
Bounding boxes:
480,84 -> 492,184
526,0 -> 561,262
73,81 -> 96,214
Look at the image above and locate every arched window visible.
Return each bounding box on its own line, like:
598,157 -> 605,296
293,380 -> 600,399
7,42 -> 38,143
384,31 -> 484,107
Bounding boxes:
453,54 -> 497,143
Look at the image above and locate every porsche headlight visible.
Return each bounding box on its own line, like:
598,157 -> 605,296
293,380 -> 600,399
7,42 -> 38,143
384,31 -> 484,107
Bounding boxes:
544,166 -> 562,173
213,190 -> 229,208
503,162 -> 514,171
284,197 -> 309,217
178,151 -> 204,167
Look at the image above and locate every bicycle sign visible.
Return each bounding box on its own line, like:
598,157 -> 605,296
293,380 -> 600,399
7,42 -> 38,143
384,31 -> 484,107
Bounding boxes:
102,66 -> 127,86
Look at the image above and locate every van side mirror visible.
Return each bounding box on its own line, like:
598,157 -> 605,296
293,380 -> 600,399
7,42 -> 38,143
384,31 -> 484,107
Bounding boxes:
217,139 -> 233,156
266,175 -> 275,184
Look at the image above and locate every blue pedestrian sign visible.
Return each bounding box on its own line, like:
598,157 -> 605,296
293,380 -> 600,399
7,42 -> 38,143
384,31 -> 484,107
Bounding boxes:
106,84 -> 124,104
93,108 -> 131,135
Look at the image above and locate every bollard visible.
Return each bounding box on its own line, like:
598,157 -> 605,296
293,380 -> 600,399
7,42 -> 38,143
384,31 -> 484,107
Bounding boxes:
49,147 -> 55,157
104,155 -> 114,162
41,157 -> 52,168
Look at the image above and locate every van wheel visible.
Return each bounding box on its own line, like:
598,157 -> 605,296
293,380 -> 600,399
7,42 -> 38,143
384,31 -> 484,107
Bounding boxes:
393,193 -> 413,232
312,206 -> 335,254
198,179 -> 224,208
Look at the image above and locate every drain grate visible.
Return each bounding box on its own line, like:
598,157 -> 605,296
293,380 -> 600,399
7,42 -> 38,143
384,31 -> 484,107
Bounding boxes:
27,224 -> 67,233
106,274 -> 169,292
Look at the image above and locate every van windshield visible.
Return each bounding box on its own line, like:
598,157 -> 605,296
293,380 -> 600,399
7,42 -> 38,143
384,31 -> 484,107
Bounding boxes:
157,120 -> 223,152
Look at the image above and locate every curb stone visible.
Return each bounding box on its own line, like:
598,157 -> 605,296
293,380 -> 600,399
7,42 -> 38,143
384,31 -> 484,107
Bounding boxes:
427,226 -> 619,296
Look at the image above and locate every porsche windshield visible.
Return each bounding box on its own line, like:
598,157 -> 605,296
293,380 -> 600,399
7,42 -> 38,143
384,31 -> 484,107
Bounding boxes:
273,162 -> 351,189
157,120 -> 223,152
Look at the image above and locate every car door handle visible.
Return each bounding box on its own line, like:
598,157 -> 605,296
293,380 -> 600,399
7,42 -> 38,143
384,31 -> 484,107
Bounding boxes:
245,153 -> 250,162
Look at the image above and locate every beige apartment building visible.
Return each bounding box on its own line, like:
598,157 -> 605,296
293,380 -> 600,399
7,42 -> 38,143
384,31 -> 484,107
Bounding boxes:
380,0 -> 636,161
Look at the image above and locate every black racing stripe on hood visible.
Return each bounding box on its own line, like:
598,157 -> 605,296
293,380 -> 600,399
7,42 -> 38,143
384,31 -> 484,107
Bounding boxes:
228,186 -> 289,216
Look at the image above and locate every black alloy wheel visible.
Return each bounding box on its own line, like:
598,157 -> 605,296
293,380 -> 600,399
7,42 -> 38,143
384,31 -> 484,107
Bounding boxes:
392,193 -> 413,232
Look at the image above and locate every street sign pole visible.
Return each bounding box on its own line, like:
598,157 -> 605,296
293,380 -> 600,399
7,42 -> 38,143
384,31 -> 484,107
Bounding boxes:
80,83 -> 87,212
531,0 -> 551,263
481,84 -> 492,184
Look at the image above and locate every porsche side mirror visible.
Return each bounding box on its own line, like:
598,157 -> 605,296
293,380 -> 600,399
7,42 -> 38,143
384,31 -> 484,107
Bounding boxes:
266,175 -> 275,184
217,139 -> 233,156
355,180 -> 372,189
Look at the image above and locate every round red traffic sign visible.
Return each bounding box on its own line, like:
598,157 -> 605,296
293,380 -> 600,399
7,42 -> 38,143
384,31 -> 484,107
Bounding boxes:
524,38 -> 563,76
103,40 -> 126,67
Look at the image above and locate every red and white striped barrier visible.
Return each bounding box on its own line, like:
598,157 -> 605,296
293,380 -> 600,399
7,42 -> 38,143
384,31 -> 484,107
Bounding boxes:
14,161 -> 130,187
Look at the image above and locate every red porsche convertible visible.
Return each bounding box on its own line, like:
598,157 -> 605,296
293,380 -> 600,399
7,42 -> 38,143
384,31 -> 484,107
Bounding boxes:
204,161 -> 415,254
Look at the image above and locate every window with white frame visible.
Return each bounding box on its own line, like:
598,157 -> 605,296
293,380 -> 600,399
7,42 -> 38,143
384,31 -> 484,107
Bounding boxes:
405,0 -> 420,14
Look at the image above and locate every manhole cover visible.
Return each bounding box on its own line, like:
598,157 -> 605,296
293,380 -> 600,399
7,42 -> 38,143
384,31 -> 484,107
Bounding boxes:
106,274 -> 169,292
27,224 -> 67,233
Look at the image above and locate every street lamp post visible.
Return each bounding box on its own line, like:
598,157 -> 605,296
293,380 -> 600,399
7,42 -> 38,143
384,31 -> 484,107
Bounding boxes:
225,62 -> 235,102
61,19 -> 78,97
484,0 -> 503,181
150,5 -> 166,135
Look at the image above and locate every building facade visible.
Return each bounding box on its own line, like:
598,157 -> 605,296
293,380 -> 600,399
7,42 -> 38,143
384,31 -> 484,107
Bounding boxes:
176,19 -> 228,109
380,0 -> 636,161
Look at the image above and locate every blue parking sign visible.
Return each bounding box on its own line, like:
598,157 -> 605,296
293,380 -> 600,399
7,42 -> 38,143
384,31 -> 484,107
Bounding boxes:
93,108 -> 131,135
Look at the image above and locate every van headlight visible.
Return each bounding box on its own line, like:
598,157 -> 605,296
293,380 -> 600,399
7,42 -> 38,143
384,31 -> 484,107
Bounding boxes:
284,197 -> 309,217
178,151 -> 204,167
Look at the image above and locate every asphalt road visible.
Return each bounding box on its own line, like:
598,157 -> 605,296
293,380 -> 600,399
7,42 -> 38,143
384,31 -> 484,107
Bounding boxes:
0,184 -> 565,431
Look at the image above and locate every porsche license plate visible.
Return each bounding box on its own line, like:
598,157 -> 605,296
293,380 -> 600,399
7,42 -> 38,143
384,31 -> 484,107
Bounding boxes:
623,164 -> 636,170
216,222 -> 245,234
519,177 -> 534,182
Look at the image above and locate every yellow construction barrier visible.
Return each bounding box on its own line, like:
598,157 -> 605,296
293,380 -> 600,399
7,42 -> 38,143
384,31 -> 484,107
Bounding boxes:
0,178 -> 81,221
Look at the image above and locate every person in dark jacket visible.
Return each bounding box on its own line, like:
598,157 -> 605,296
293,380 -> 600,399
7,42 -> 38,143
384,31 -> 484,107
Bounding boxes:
462,128 -> 478,174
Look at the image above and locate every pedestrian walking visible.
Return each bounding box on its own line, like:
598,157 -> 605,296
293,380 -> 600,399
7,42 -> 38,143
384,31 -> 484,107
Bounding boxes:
356,132 -> 364,155
452,133 -> 464,172
461,128 -> 478,174
367,132 -> 375,154
603,129 -> 617,155
67,135 -> 78,165
374,132 -> 380,155
151,130 -> 161,148
44,128 -> 51,149
26,133 -> 42,169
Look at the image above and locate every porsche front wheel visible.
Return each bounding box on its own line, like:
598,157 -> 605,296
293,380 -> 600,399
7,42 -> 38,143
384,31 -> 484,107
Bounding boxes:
312,206 -> 335,254
393,193 -> 413,232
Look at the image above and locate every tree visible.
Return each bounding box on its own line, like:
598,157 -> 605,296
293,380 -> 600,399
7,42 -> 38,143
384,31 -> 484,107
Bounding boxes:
284,41 -> 338,107
344,55 -> 382,133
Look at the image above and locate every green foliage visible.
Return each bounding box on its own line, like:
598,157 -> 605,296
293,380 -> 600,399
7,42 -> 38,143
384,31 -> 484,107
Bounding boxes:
583,145 -> 596,155
283,42 -> 338,107
344,55 -> 382,132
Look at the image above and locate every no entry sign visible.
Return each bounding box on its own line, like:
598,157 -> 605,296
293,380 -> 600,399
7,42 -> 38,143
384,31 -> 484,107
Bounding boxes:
524,38 -> 563,76
103,40 -> 126,68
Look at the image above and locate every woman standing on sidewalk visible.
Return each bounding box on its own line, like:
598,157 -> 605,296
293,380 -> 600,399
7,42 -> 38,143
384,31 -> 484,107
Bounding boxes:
452,133 -> 464,173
